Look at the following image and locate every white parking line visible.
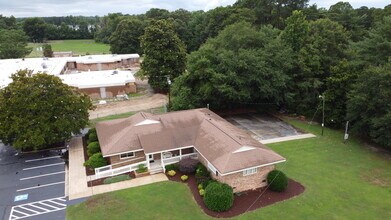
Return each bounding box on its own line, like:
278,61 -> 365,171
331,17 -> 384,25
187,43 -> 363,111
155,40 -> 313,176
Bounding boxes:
22,162 -> 64,171
20,171 -> 65,181
25,156 -> 61,163
16,181 -> 65,192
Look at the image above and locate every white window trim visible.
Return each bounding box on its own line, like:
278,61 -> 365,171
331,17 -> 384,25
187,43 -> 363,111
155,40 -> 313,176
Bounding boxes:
120,152 -> 135,160
243,167 -> 257,176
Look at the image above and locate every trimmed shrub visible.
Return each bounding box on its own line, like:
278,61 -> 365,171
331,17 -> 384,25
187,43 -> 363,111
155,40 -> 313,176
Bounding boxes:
88,131 -> 98,143
84,153 -> 107,169
103,174 -> 130,184
165,163 -> 179,171
199,178 -> 215,189
199,189 -> 205,197
86,128 -> 96,137
196,163 -> 210,177
87,141 -> 101,157
136,164 -> 148,173
267,170 -> 288,192
167,170 -> 176,176
179,158 -> 198,174
198,184 -> 203,190
181,175 -> 188,182
204,182 -> 234,212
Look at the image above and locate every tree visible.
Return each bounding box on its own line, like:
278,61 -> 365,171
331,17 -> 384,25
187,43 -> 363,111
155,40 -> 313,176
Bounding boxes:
288,18 -> 349,115
42,44 -> 53,57
23,17 -> 47,43
140,19 -> 186,91
95,13 -> 124,44
347,63 -> 391,148
281,10 -> 309,52
0,70 -> 93,151
0,29 -> 32,59
109,17 -> 145,54
171,22 -> 293,110
354,16 -> 391,67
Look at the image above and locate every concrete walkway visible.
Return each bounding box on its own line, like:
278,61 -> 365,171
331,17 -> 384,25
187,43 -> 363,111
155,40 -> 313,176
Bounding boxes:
68,137 -> 168,200
260,134 -> 316,144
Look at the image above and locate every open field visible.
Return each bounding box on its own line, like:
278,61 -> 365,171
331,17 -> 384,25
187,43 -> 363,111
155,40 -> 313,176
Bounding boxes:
27,39 -> 110,57
67,117 -> 391,219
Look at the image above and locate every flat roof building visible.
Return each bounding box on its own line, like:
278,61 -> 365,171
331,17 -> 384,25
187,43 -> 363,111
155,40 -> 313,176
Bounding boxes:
0,54 -> 140,99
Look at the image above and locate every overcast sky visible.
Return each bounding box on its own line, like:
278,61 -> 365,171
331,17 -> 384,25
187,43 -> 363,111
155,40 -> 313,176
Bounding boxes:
0,0 -> 389,17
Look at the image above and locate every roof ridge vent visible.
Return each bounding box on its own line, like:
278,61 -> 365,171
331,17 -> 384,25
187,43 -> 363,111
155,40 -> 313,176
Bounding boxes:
233,146 -> 256,154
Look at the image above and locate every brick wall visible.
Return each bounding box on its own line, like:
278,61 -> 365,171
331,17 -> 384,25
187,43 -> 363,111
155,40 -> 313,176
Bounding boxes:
214,165 -> 274,193
109,151 -> 146,168
79,83 -> 136,99
197,152 -> 275,192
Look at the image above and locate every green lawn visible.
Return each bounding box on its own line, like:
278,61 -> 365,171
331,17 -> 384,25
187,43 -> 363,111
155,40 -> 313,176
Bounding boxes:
27,39 -> 110,57
67,118 -> 391,219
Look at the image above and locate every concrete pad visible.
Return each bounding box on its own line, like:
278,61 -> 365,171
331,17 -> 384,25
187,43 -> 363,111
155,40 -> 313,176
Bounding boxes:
260,134 -> 316,144
68,137 -> 92,200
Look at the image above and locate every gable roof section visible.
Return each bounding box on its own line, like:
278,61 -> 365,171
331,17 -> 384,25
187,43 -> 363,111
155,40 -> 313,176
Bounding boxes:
96,108 -> 286,173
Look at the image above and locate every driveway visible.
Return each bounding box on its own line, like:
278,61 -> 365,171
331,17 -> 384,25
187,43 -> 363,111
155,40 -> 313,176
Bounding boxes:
0,142 -> 66,220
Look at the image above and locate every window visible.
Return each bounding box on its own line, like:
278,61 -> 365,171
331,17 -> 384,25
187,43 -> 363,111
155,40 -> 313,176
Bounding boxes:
243,168 -> 257,176
120,152 -> 135,159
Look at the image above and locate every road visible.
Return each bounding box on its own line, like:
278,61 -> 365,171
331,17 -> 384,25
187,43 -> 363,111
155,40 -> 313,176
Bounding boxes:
0,142 -> 66,220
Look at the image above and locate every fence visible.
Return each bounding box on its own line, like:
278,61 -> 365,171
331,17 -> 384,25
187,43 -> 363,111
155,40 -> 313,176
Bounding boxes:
94,161 -> 147,179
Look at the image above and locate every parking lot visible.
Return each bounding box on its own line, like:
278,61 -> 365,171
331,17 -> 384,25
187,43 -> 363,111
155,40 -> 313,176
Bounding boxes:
0,142 -> 66,220
224,113 -> 305,141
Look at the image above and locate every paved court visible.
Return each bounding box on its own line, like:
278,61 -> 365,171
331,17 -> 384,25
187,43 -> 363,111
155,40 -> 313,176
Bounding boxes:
224,113 -> 314,143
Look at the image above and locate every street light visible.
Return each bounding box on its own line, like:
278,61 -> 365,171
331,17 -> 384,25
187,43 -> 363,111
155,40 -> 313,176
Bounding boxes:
167,77 -> 171,111
319,94 -> 325,136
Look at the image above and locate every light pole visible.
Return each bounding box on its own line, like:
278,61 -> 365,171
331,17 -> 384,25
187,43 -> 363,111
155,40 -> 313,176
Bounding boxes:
167,77 -> 171,111
319,94 -> 325,136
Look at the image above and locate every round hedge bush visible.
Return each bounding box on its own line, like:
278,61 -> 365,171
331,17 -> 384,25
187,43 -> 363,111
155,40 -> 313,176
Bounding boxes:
203,182 -> 234,212
178,158 -> 198,174
89,132 -> 98,142
84,153 -> 107,169
267,170 -> 288,192
87,141 -> 101,157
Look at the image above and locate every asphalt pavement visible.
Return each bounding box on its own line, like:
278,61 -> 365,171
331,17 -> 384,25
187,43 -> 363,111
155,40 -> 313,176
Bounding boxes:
0,142 -> 67,220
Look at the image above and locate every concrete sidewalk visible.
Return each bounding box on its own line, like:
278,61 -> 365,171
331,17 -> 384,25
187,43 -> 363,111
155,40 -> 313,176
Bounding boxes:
68,137 -> 168,200
260,133 -> 316,144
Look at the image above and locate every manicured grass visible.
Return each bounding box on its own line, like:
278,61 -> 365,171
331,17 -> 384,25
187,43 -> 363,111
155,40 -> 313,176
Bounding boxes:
27,39 -> 110,57
90,111 -> 136,125
67,118 -> 391,219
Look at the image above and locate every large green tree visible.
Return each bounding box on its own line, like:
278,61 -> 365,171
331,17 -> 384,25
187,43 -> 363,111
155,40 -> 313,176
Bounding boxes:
109,17 -> 145,54
140,19 -> 186,91
0,70 -> 94,151
171,22 -> 293,110
0,29 -> 31,59
347,63 -> 391,148
23,17 -> 47,43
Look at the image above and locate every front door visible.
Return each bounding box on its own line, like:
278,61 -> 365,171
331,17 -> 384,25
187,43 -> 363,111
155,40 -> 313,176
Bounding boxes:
149,154 -> 154,163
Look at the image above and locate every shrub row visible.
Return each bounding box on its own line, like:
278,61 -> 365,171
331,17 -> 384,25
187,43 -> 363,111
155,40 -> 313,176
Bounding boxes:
103,174 -> 130,184
165,163 -> 179,171
87,141 -> 100,157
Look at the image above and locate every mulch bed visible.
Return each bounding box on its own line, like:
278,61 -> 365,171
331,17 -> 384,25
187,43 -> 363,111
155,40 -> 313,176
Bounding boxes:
167,171 -> 305,218
87,172 -> 135,187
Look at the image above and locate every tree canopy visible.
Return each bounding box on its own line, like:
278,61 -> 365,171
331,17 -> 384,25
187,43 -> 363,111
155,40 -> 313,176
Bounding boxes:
109,17 -> 145,54
171,22 -> 293,110
0,29 -> 31,59
0,70 -> 93,151
23,17 -> 47,43
140,19 -> 186,91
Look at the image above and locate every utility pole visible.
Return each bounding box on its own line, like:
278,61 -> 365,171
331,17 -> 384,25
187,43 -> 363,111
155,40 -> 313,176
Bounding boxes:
319,94 -> 325,136
167,76 -> 171,112
344,121 -> 349,143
